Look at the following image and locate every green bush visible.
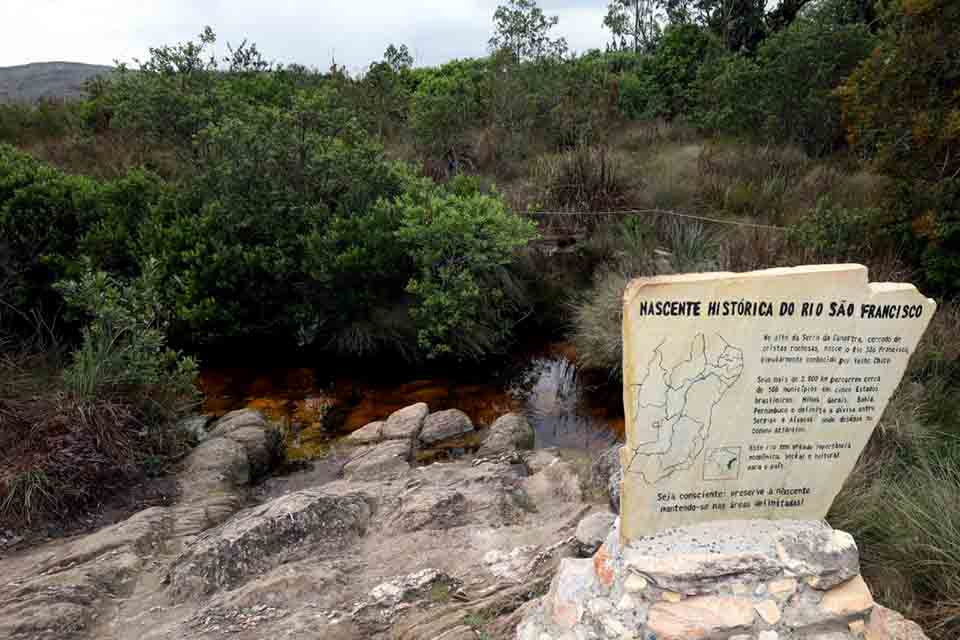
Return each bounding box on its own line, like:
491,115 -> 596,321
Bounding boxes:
57,263 -> 198,411
695,17 -> 874,154
617,24 -> 721,120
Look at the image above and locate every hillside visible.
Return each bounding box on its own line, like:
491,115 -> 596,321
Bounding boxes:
0,61 -> 113,103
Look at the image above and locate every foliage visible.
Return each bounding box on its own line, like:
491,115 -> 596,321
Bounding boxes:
604,0 -> 663,53
397,182 -> 537,359
617,24 -> 721,120
409,64 -> 485,164
695,16 -> 875,154
57,264 -> 198,418
488,0 -> 568,63
838,0 -> 960,295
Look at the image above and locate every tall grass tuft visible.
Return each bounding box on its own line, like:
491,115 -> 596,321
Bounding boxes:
533,146 -> 628,212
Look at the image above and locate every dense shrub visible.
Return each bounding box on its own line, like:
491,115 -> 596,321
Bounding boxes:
838,0 -> 960,295
617,24 -> 721,120
695,17 -> 875,154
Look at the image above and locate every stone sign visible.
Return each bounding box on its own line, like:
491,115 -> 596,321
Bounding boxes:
620,264 -> 936,540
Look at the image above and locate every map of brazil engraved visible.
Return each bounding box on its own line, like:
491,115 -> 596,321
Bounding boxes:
627,333 -> 743,484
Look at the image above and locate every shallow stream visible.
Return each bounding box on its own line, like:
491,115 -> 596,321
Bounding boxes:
200,343 -> 623,461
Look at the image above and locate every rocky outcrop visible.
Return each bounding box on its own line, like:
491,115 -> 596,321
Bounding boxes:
478,413 -> 535,457
169,490 -> 372,601
517,518 -> 929,640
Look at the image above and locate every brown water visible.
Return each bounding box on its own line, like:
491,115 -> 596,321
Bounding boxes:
200,343 -> 623,461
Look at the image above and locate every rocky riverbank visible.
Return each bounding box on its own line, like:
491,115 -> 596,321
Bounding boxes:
0,405 -> 610,639
0,404 -> 930,640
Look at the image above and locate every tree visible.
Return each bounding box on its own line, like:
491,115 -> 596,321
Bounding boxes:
838,0 -> 960,294
603,0 -> 663,54
363,44 -> 415,136
660,0 -> 813,51
489,0 -> 568,64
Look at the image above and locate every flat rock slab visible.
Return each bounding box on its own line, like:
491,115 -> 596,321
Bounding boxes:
621,519 -> 859,593
382,403 -> 428,440
169,490 -> 371,601
419,409 -> 474,446
343,440 -> 412,480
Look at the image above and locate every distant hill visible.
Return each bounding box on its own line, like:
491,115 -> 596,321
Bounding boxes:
0,62 -> 114,103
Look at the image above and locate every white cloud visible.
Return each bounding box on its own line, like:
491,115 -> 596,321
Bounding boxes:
0,0 -> 610,71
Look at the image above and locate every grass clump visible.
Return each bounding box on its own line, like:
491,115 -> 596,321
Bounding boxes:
533,146 -> 628,212
829,302 -> 960,638
0,263 -> 198,529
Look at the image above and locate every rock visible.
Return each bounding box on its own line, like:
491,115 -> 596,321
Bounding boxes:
343,439 -> 411,480
591,444 -> 623,513
575,511 -> 617,557
173,436 -> 250,537
754,599 -> 781,625
382,403 -> 429,440
483,546 -> 539,584
525,449 -> 560,475
178,414 -> 212,443
478,413 -> 535,457
386,487 -> 468,532
169,490 -> 371,601
820,576 -> 874,619
621,520 -> 859,594
647,595 -> 755,640
866,605 -> 930,640
419,409 -> 474,446
546,558 -> 596,628
354,568 -> 459,629
206,409 -> 277,478
208,408 -> 270,438
345,420 -> 384,445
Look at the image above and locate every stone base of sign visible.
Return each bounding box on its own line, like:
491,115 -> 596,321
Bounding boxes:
516,518 -> 928,640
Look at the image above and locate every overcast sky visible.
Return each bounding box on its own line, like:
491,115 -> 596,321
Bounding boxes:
0,1 -> 612,72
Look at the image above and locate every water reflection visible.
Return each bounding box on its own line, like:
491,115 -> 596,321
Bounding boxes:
200,343 -> 622,460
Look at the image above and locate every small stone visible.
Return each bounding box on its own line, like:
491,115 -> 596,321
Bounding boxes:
821,576 -> 874,618
587,598 -> 612,616
618,594 -> 636,611
601,615 -> 629,637
624,573 -> 648,593
755,600 -> 782,625
866,604 -> 930,640
593,544 -> 615,589
382,403 -> 429,440
661,591 -> 683,603
547,558 -> 597,628
576,512 -> 617,556
768,577 -> 798,598
648,596 -> 754,640
419,409 -> 474,445
758,631 -> 779,640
